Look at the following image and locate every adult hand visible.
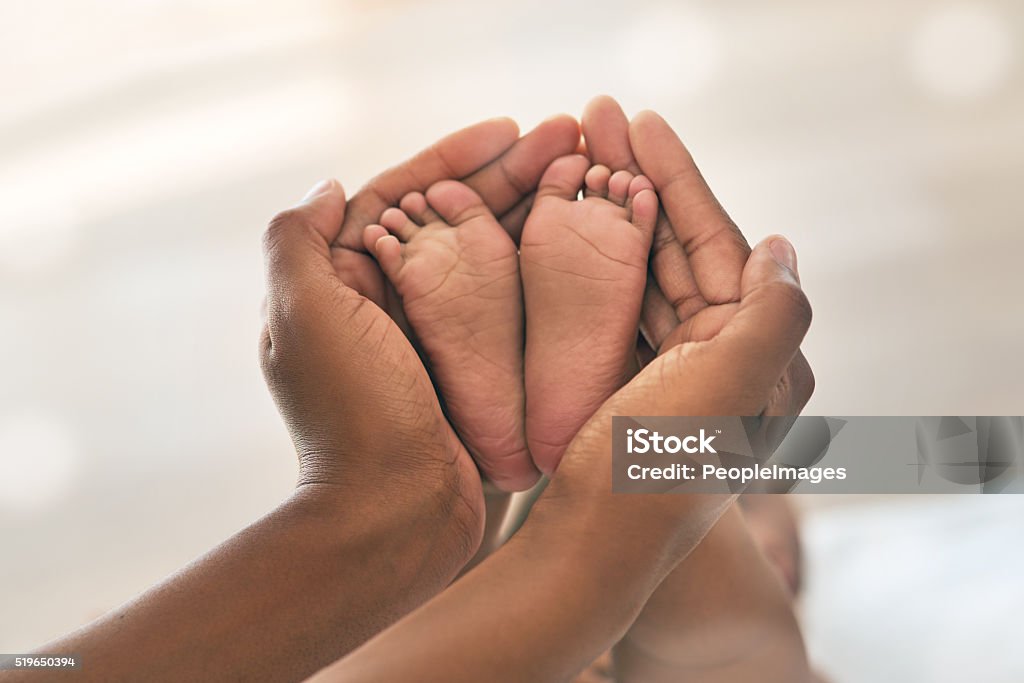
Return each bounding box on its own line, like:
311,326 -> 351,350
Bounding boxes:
580,95 -> 814,415
311,232 -> 813,683
263,114 -> 579,510
628,106 -> 815,414
16,137 -> 590,683
581,95 -> 814,682
326,115 -> 578,497
543,229 -> 813,547
262,179 -> 484,541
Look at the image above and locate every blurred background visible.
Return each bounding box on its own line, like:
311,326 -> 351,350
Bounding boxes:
1,0 -> 1021,680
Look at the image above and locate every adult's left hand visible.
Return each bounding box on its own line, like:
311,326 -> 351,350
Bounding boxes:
580,95 -> 814,416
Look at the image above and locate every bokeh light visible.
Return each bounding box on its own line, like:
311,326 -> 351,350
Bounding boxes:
616,7 -> 719,97
909,3 -> 1014,99
0,413 -> 79,513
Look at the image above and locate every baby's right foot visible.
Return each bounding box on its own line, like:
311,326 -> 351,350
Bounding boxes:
520,155 -> 659,474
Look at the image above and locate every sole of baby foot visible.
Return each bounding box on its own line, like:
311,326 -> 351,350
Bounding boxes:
364,180 -> 539,492
521,155 -> 659,475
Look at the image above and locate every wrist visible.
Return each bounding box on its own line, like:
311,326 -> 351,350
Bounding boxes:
516,493 -> 680,606
535,471 -> 735,570
292,456 -> 484,580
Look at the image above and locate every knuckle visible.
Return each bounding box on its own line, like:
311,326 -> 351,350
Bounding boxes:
774,354 -> 816,414
498,155 -> 533,196
258,327 -> 286,382
765,281 -> 813,330
790,356 -> 815,393
262,207 -> 309,254
793,355 -> 816,406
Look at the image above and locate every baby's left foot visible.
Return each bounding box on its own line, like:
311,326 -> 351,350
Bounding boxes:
363,181 -> 538,492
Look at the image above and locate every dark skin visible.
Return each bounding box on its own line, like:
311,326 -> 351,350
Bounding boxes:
301,100 -> 814,683
312,216 -> 814,683
6,101 -> 815,683
3,116 -> 579,683
581,96 -> 815,682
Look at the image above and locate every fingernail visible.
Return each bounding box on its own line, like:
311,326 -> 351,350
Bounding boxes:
302,179 -> 333,201
770,237 -> 798,272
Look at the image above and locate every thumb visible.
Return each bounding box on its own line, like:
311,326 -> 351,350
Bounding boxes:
263,179 -> 346,286
707,235 -> 812,407
606,236 -> 811,421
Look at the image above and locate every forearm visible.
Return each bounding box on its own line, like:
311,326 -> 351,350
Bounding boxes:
311,491 -> 734,683
6,483 -> 476,683
613,505 -> 810,683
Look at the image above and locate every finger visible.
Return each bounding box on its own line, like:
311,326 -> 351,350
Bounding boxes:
708,236 -> 812,404
630,110 -> 750,304
646,237 -> 810,419
761,350 -> 815,457
659,303 -> 738,351
764,351 -> 815,417
650,211 -> 705,321
639,275 -> 679,350
263,179 -> 346,287
463,114 -> 580,228
330,246 -> 388,308
336,118 -> 521,249
582,95 -> 640,173
498,192 -> 534,244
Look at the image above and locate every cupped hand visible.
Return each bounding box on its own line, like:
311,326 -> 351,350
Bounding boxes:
535,234 -> 812,564
261,180 -> 485,560
520,95 -> 816,561
261,115 -> 580,548
330,116 -> 579,493
580,96 -> 814,417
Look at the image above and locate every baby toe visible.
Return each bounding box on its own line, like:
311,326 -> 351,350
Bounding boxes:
363,224 -> 389,252
607,170 -> 634,206
380,207 -> 419,241
627,174 -> 655,198
425,180 -> 492,226
583,164 -> 612,199
372,234 -> 404,281
629,187 -> 659,235
400,191 -> 442,225
536,154 -> 590,201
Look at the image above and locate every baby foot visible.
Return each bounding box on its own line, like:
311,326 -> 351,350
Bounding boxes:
520,155 -> 659,474
363,180 -> 539,492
